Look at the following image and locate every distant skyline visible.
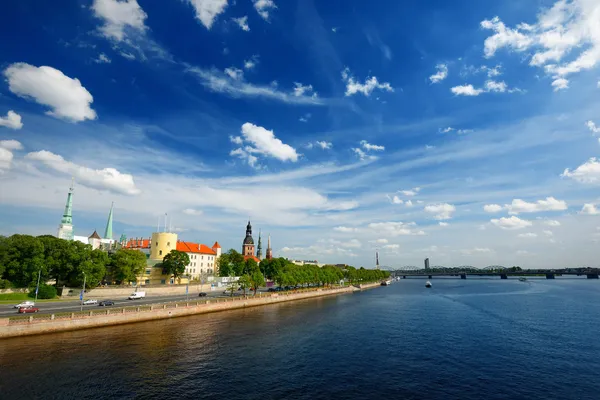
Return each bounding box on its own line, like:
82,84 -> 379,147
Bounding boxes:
1,0 -> 600,269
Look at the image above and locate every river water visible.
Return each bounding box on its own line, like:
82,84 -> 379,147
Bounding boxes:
1,279 -> 600,400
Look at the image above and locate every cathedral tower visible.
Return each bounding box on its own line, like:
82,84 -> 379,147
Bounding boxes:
257,229 -> 263,259
57,179 -> 75,241
242,220 -> 255,257
266,234 -> 273,260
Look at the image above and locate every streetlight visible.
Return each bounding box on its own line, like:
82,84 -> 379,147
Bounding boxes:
34,268 -> 42,302
80,272 -> 86,312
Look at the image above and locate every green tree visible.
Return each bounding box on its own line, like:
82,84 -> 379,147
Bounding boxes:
243,258 -> 259,276
250,270 -> 265,296
162,250 -> 190,283
218,249 -> 245,277
109,249 -> 147,283
2,235 -> 45,287
28,283 -> 57,299
37,235 -> 71,286
238,274 -> 252,296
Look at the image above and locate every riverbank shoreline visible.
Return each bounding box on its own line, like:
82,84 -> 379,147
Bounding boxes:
0,283 -> 381,339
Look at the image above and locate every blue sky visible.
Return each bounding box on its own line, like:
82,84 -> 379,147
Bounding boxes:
1,0 -> 600,269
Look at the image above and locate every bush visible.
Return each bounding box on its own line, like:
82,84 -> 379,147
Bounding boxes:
28,284 -> 57,299
0,279 -> 13,289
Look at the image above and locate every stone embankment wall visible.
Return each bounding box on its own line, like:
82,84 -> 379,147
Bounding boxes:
60,284 -> 210,299
0,283 -> 381,339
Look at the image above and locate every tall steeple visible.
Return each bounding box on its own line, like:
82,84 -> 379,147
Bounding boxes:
104,202 -> 114,240
57,178 -> 75,241
257,229 -> 263,259
266,234 -> 273,260
242,220 -> 255,257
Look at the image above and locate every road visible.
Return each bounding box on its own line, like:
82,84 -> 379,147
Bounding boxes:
1,289 -> 269,317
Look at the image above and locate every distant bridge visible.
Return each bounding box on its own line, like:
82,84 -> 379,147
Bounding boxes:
390,268 -> 600,280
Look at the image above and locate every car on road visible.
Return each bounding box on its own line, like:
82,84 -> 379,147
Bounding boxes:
14,301 -> 35,309
198,292 -> 207,297
18,306 -> 39,313
83,299 -> 98,305
267,288 -> 276,292
128,291 -> 146,300
98,300 -> 114,306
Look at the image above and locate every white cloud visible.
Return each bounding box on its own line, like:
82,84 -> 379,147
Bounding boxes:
543,230 -> 554,237
187,66 -> 323,105
244,56 -> 259,70
293,82 -> 317,98
229,135 -> 243,145
342,68 -> 393,97
4,63 -> 96,122
490,216 -> 533,230
461,247 -> 493,255
440,127 -> 455,133
480,1 -> 600,89
388,195 -> 403,205
429,64 -> 448,83
94,53 -> 111,64
562,158 -> 600,183
517,232 -> 537,238
184,0 -> 228,29
544,219 -> 561,226
231,123 -> 298,167
0,110 -> 23,129
400,187 -> 420,196
506,197 -> 568,214
439,222 -> 449,227
120,51 -> 136,60
484,204 -> 503,213
424,203 -> 456,220
383,244 -> 400,250
586,121 -> 600,134
552,78 -> 569,91
224,67 -> 244,80
352,147 -> 371,161
360,140 -> 385,151
25,150 -> 140,195
405,200 -> 413,207
182,208 -> 203,216
315,141 -> 332,150
232,16 -> 249,31
581,203 -> 600,215
92,0 -> 148,41
368,221 -> 424,236
332,27 -> 338,33
333,226 -> 358,233
457,129 -> 474,134
253,0 -> 276,21
0,140 -> 23,151
299,113 -> 311,123
451,80 -> 519,96
451,84 -> 484,96
370,238 -> 388,244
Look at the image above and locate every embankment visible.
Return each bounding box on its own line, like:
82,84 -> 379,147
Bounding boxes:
0,283 -> 381,339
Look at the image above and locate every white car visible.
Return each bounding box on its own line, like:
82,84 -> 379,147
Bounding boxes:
83,299 -> 98,305
14,301 -> 35,309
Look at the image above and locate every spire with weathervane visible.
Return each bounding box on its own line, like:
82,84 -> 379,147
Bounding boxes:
104,202 -> 114,240
57,178 -> 75,241
266,234 -> 273,260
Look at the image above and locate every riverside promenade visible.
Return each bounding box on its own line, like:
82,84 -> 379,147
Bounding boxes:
0,283 -> 381,339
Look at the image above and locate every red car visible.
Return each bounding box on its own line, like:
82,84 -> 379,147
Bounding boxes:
18,306 -> 40,313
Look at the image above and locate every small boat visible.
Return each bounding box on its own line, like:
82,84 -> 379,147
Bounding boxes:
380,279 -> 392,286
425,281 -> 432,288
519,277 -> 527,282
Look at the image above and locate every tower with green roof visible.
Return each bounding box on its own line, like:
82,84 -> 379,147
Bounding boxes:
104,202 -> 114,240
57,178 -> 75,241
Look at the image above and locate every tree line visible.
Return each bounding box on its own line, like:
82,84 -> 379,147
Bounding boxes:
217,249 -> 390,293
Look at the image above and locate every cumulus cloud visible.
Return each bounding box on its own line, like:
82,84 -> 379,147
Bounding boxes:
451,80 -> 520,96
480,1 -> 600,90
232,15 -> 249,31
484,204 -> 504,213
461,247 -> 493,255
517,232 -> 537,238
562,158 -> 600,183
383,244 -> 400,250
315,141 -> 332,150
424,203 -> 456,220
387,195 -> 403,205
184,0 -> 228,29
230,123 -> 298,168
224,67 -> 244,80
299,113 -> 311,123
360,140 -> 385,151
368,221 -> 425,236
342,68 -> 393,97
183,208 -> 203,216
25,150 -> 140,195
253,0 -> 276,20
581,203 -> 600,215
0,110 -> 23,129
586,121 -> 600,134
429,64 -> 448,83
405,200 -> 413,207
439,222 -> 449,227
370,238 -> 388,244
544,219 -> 561,226
0,140 -> 23,173
506,197 -> 567,214
333,226 -> 358,233
353,140 -> 384,160
94,53 -> 111,64
4,63 -> 96,122
92,0 -> 148,41
400,187 -> 420,196
187,66 -> 323,105
440,127 -> 455,133
244,56 -> 259,70
542,230 -> 554,237
490,216 -> 532,229
293,82 -> 317,98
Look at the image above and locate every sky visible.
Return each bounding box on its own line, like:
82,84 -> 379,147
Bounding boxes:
1,0 -> 600,269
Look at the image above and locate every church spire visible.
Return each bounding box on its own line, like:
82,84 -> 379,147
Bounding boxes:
257,229 -> 263,259
57,178 -> 75,241
266,234 -> 273,260
104,202 -> 114,240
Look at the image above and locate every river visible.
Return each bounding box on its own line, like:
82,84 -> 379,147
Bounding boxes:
1,278 -> 599,399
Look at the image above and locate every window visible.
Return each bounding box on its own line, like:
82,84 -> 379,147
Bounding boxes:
160,279 -> 166,284
202,255 -> 204,260
145,279 -> 150,285
156,242 -> 158,246
145,269 -> 151,275
167,242 -> 170,247
201,263 -> 204,267
159,250 -> 163,256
